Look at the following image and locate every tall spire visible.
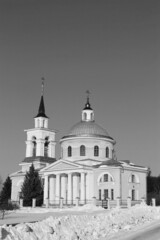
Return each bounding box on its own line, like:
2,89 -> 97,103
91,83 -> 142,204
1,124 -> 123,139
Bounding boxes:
83,90 -> 92,110
35,78 -> 48,118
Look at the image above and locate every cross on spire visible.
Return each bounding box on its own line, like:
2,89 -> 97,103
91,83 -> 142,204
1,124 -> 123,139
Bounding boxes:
41,77 -> 45,96
35,77 -> 48,118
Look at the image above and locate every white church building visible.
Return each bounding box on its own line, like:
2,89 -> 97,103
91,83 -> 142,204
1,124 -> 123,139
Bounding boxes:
10,85 -> 148,206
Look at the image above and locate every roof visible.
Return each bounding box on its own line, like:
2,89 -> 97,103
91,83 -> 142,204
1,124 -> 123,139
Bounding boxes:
94,159 -> 122,168
22,156 -> 56,164
93,159 -> 147,170
35,96 -> 48,118
61,121 -> 114,140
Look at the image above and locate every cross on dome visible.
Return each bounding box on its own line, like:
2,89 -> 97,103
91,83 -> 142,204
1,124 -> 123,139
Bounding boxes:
84,90 -> 92,110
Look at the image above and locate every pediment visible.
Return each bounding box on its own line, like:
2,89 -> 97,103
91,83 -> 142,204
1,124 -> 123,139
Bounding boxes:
41,159 -> 82,172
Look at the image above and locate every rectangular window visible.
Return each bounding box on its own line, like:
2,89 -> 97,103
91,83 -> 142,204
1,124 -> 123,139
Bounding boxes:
132,189 -> 135,200
99,189 -> 101,200
104,189 -> 108,199
111,189 -> 114,200
104,174 -> 108,182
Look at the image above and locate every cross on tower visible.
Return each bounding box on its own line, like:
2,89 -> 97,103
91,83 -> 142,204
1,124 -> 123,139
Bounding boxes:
41,77 -> 45,96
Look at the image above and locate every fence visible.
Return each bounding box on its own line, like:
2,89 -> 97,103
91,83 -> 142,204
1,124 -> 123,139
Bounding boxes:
11,198 -> 151,209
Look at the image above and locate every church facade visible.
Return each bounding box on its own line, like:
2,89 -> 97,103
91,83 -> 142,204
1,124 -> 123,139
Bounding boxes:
10,87 -> 148,206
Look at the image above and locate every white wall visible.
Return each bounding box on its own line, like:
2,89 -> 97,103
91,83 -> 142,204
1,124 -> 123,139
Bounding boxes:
11,176 -> 24,201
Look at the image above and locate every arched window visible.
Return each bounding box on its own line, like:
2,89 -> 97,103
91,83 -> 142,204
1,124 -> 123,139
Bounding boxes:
44,137 -> 49,157
68,146 -> 72,157
106,147 -> 109,158
94,145 -> 99,156
32,137 -> 36,157
99,173 -> 114,183
42,119 -> 45,128
129,174 -> 139,183
131,174 -> 135,183
84,112 -> 87,120
80,145 -> 86,156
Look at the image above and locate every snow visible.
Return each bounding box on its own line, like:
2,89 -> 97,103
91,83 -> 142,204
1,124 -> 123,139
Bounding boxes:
0,203 -> 160,239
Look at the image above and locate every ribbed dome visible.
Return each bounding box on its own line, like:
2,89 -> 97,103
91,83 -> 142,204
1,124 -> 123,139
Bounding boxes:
62,121 -> 113,139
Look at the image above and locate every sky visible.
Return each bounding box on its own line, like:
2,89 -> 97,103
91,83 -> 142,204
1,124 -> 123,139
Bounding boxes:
0,0 -> 159,181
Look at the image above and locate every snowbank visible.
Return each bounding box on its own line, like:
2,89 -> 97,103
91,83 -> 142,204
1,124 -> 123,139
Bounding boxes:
1,203 -> 160,240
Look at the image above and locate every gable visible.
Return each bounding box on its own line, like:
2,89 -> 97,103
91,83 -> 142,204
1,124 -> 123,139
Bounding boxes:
41,160 -> 82,172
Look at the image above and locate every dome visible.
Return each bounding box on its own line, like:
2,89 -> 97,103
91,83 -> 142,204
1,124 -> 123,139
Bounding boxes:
62,121 -> 113,140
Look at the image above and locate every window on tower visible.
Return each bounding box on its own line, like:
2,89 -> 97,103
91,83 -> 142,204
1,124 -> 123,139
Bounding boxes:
42,119 -> 45,128
94,145 -> 99,156
84,112 -> 87,120
68,146 -> 72,157
32,136 -> 37,157
44,137 -> 49,157
80,145 -> 86,156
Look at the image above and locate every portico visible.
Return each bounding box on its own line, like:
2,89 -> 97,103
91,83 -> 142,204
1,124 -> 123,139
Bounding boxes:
41,159 -> 93,205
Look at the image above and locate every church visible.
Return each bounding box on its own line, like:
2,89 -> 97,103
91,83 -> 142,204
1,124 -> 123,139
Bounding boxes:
10,83 -> 148,206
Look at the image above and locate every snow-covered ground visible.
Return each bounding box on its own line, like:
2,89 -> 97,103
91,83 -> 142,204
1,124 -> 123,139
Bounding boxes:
0,203 -> 160,239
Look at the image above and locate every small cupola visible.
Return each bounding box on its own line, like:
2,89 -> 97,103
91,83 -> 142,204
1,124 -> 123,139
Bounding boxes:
34,78 -> 49,128
82,90 -> 94,122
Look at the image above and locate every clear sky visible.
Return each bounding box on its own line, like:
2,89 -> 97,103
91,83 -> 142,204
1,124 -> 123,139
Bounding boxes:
0,0 -> 159,180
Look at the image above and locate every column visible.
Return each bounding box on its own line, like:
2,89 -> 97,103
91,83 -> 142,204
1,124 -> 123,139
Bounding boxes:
48,141 -> 56,158
55,174 -> 60,202
61,174 -> 67,201
25,140 -> 32,157
73,173 -> 80,200
44,175 -> 49,205
86,172 -> 94,200
68,173 -> 72,204
80,172 -> 86,203
49,175 -> 56,204
36,139 -> 45,156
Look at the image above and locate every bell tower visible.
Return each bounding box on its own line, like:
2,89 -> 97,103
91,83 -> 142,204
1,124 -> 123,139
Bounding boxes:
20,78 -> 57,172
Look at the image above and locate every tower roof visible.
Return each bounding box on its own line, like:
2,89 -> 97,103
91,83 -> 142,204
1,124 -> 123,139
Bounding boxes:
35,77 -> 49,118
35,95 -> 48,118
